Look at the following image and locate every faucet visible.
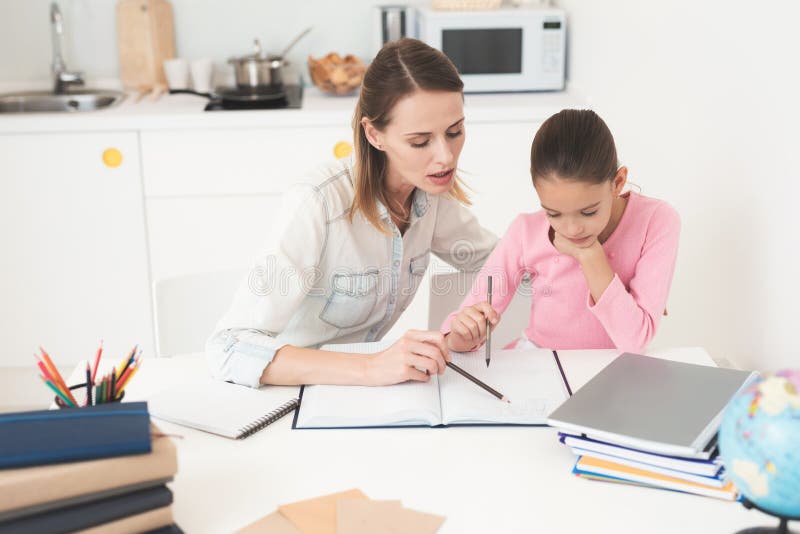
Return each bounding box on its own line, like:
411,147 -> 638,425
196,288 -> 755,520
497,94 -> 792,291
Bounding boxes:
50,2 -> 84,93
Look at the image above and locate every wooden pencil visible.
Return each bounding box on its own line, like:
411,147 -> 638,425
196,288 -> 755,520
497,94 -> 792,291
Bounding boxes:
446,361 -> 509,403
486,275 -> 493,368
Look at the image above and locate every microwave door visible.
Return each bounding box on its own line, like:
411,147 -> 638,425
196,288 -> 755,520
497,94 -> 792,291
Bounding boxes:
442,28 -> 523,76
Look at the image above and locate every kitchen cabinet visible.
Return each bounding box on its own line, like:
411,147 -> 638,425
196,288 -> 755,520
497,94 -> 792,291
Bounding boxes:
141,125 -> 352,285
0,132 -> 153,366
0,89 -> 579,362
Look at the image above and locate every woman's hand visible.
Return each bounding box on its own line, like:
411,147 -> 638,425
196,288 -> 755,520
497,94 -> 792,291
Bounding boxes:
364,330 -> 450,386
445,302 -> 500,352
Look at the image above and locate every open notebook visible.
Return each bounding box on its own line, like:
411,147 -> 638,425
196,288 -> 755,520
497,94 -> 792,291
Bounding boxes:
148,380 -> 300,439
293,341 -> 571,429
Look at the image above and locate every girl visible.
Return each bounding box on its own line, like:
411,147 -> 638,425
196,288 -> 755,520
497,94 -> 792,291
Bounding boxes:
206,38 -> 497,387
444,109 -> 680,353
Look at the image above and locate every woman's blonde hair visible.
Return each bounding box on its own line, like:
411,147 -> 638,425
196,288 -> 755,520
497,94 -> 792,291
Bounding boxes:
350,38 -> 470,233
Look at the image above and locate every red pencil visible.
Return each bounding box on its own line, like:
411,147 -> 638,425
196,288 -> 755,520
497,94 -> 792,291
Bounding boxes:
91,340 -> 103,384
36,348 -> 78,406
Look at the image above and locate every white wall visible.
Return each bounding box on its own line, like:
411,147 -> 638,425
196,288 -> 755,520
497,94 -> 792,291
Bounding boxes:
557,0 -> 800,372
0,0 -> 390,83
4,0 -> 798,371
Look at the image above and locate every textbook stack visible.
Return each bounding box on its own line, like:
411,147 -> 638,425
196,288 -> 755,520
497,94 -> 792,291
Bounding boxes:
546,353 -> 758,502
0,403 -> 181,533
558,432 -> 737,500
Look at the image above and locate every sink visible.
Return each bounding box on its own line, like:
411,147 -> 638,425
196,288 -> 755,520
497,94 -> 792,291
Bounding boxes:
0,89 -> 126,113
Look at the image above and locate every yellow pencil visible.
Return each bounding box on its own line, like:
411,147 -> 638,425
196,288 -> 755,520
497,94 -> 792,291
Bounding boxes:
116,360 -> 141,396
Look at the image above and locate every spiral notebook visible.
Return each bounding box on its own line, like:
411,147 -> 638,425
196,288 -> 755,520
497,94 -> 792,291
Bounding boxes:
148,380 -> 299,439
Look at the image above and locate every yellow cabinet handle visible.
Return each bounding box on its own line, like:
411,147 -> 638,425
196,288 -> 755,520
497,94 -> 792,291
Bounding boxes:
102,148 -> 123,168
333,141 -> 353,159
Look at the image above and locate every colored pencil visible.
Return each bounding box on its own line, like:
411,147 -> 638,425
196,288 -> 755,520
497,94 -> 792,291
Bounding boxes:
36,349 -> 78,406
446,361 -> 509,403
85,363 -> 92,407
111,372 -> 117,401
116,345 -> 138,379
91,340 -> 103,384
116,360 -> 141,394
42,378 -> 75,407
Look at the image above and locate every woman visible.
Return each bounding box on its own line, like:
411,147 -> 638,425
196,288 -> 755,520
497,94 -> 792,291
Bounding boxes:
206,38 -> 497,387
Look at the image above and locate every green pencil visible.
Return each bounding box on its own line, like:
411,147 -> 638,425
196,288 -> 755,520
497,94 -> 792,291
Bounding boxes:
43,379 -> 75,407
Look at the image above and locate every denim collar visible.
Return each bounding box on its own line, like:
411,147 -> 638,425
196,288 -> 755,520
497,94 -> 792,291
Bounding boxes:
377,188 -> 431,224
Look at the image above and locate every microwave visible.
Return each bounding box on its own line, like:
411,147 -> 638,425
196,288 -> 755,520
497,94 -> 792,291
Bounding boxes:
416,7 -> 566,93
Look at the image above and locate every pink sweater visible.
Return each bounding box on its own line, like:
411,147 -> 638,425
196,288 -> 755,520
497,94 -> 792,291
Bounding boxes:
442,192 -> 681,352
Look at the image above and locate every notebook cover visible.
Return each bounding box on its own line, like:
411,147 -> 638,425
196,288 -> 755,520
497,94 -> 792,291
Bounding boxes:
73,505 -> 172,534
547,353 -> 756,457
0,485 -> 172,534
148,380 -> 299,439
573,455 -> 738,500
0,402 -> 151,469
557,432 -> 723,477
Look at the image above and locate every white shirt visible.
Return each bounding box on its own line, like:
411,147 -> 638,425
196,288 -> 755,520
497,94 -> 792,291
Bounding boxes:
206,160 -> 498,387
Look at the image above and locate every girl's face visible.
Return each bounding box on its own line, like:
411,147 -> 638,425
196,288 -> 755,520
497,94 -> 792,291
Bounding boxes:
362,90 -> 465,196
534,169 -> 627,246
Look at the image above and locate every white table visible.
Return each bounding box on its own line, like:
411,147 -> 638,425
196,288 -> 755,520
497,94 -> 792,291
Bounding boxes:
0,349 -> 770,533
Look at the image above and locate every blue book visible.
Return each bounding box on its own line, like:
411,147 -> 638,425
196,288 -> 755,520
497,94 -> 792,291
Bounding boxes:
0,402 -> 151,469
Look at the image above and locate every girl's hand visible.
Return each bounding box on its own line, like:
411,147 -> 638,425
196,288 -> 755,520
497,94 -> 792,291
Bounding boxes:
365,330 -> 450,386
445,302 -> 500,352
551,228 -> 602,261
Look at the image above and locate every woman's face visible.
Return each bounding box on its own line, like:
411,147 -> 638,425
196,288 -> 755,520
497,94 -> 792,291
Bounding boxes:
363,90 -> 465,196
534,171 -> 625,246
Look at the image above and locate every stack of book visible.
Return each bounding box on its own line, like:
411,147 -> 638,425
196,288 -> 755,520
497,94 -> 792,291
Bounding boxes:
559,432 -> 734,500
0,402 -> 181,533
547,353 -> 758,501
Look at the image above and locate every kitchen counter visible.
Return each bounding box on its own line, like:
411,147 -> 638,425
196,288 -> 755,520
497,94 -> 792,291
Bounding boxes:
0,82 -> 584,133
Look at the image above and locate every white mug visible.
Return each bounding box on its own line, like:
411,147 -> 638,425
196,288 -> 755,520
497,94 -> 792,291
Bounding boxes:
163,58 -> 190,90
190,58 -> 214,93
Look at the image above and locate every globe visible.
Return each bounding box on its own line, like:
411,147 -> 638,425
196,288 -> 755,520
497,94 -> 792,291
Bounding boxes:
719,370 -> 800,523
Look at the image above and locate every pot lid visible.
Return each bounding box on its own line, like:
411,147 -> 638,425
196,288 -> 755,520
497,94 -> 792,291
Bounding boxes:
228,38 -> 278,63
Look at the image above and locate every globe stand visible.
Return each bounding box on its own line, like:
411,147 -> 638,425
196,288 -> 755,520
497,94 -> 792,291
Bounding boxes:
735,498 -> 800,534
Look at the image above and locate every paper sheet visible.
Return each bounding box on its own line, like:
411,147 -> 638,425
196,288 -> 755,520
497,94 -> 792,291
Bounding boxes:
278,489 -> 368,534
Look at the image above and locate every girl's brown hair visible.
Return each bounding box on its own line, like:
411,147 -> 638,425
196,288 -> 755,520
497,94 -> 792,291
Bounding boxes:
530,109 -> 619,184
351,38 -> 470,233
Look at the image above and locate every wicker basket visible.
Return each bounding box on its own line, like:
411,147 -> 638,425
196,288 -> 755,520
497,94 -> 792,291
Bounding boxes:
431,0 -> 502,10
308,53 -> 367,96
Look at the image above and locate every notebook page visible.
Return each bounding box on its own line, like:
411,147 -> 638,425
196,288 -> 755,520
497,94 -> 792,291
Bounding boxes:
294,340 -> 442,428
148,379 -> 299,439
295,377 -> 441,428
439,348 -> 569,425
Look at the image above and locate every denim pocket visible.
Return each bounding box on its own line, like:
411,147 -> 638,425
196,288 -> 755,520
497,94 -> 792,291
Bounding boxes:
319,270 -> 379,329
409,250 -> 431,277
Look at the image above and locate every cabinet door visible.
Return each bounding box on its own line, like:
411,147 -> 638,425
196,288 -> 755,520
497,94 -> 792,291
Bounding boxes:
146,195 -> 282,281
141,126 -> 354,197
0,133 -> 153,366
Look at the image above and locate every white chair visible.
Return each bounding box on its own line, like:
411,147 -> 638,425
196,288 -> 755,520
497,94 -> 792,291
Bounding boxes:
428,271 -> 532,350
152,270 -> 244,357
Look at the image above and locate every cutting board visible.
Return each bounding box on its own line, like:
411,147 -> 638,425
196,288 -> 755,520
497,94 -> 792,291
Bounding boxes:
117,0 -> 176,92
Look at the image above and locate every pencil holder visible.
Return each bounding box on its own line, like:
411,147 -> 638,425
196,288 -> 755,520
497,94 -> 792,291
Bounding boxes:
54,382 -> 125,409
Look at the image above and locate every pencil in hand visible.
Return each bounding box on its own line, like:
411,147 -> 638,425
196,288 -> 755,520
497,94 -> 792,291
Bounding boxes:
486,275 -> 493,368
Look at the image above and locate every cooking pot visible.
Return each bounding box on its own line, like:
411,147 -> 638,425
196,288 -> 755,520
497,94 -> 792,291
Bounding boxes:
228,28 -> 311,89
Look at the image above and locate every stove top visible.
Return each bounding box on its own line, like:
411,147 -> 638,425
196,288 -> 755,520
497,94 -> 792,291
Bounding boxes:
204,84 -> 303,111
